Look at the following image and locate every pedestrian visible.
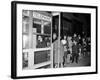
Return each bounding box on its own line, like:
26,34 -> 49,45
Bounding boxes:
53,33 -> 64,68
82,38 -> 87,56
66,49 -> 71,64
53,33 -> 59,68
67,36 -> 73,55
72,40 -> 79,63
73,33 -> 79,42
60,40 -> 64,67
78,43 -> 82,60
61,35 -> 67,66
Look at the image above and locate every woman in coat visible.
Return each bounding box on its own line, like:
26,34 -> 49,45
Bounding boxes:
53,33 -> 64,68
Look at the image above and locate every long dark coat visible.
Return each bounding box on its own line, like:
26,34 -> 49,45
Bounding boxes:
53,40 -> 64,64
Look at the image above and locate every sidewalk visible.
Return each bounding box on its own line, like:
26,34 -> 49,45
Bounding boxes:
64,54 -> 91,67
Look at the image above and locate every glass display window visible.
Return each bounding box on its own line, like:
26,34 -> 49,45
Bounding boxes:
22,10 -> 52,69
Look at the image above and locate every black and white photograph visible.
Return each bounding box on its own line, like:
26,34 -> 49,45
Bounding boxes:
22,10 -> 91,69
11,1 -> 97,79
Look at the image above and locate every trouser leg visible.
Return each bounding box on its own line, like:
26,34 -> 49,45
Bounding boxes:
72,54 -> 75,63
76,54 -> 79,63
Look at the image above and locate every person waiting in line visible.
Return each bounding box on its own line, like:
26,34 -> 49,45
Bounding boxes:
61,35 -> 67,66
72,40 -> 79,63
53,33 -> 64,68
77,35 -> 82,60
78,35 -> 82,45
52,33 -> 59,68
67,36 -> 73,54
86,37 -> 91,56
78,43 -> 82,60
60,38 -> 64,68
66,48 -> 71,64
73,33 -> 79,43
67,36 -> 73,63
82,38 -> 87,56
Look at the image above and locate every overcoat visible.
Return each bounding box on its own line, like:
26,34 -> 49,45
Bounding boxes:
53,40 -> 64,64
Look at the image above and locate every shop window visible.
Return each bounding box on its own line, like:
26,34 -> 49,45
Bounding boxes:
33,18 -> 41,33
22,10 -> 52,69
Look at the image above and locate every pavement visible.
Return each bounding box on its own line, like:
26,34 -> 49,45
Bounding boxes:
64,54 -> 91,67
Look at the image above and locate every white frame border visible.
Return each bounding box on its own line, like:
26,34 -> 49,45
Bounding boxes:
16,3 -> 97,77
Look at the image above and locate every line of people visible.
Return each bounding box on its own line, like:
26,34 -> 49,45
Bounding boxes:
53,33 -> 91,68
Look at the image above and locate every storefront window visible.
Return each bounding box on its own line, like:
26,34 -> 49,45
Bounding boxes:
44,22 -> 51,34
22,10 -> 52,69
32,12 -> 51,48
33,19 -> 41,33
